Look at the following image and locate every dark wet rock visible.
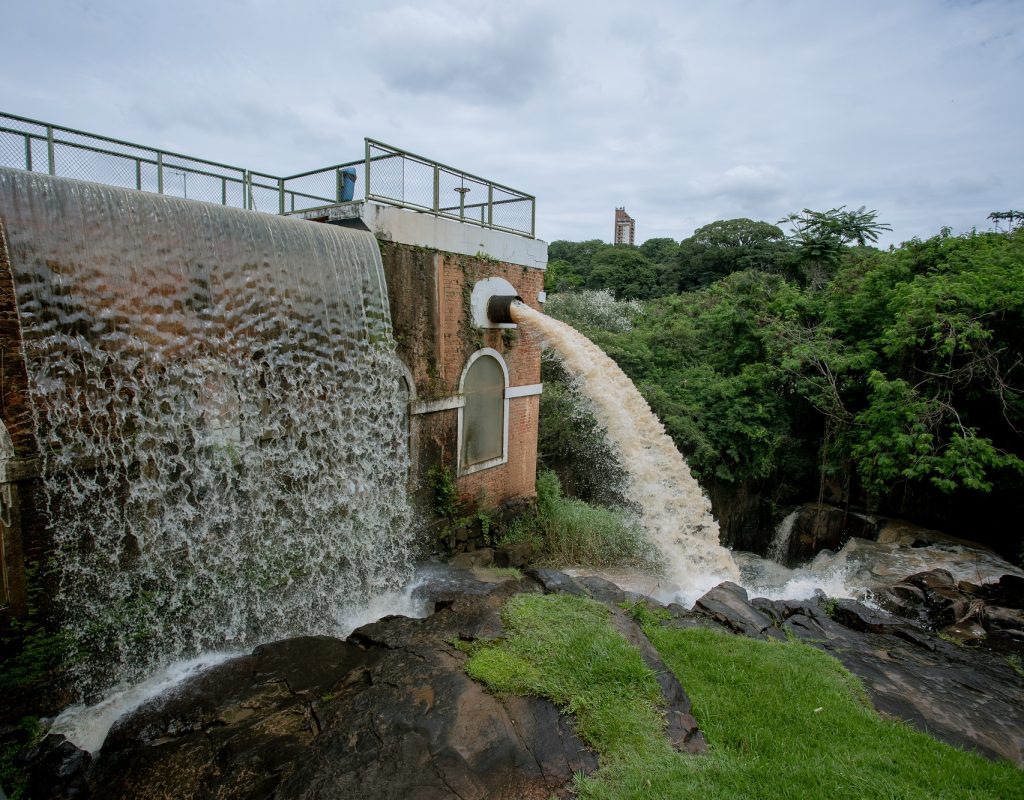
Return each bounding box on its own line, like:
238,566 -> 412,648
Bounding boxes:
875,569 -> 1024,655
686,580 -> 1024,766
19,733 -> 91,799
694,582 -> 785,640
986,605 -> 1024,637
524,567 -> 587,597
494,541 -> 534,568
76,581 -> 594,800
28,574 -> 707,799
410,564 -> 525,614
783,503 -> 877,566
576,575 -> 627,606
449,547 -> 494,570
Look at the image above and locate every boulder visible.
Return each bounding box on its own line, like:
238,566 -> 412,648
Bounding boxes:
74,582 -> 595,800
875,569 -> 1024,654
694,582 -> 784,640
523,567 -> 587,597
783,503 -> 876,566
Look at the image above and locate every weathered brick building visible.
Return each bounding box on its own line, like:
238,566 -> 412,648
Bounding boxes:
302,201 -> 548,510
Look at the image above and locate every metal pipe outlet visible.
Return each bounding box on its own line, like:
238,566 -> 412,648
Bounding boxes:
486,294 -> 523,324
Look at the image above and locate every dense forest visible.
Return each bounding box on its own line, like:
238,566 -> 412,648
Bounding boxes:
538,208 -> 1024,560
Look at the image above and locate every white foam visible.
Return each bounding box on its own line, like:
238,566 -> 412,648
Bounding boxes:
52,572 -> 433,754
52,652 -> 241,754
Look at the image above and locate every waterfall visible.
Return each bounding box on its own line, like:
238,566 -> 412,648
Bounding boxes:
0,168 -> 413,698
510,302 -> 739,596
768,509 -> 800,563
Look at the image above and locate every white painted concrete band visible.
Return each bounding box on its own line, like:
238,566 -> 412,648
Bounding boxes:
505,383 -> 543,399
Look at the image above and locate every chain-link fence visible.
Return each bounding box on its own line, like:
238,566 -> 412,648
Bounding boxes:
0,113 -> 536,237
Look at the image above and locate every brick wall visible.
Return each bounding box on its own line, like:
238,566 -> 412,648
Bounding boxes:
0,219 -> 38,457
380,241 -> 545,510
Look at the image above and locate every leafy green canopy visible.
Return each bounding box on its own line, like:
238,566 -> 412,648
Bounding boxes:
543,217 -> 1024,552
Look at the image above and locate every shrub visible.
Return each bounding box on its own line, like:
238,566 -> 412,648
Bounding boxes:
544,289 -> 643,333
502,471 -> 657,569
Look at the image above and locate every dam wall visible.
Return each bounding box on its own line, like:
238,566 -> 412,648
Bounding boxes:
0,169 -> 548,627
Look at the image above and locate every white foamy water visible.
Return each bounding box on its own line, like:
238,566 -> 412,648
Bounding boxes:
511,302 -> 740,597
51,652 -> 242,754
1,169 -> 414,698
52,570 -> 435,754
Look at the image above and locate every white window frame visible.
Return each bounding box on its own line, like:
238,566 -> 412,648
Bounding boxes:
456,348 -> 510,476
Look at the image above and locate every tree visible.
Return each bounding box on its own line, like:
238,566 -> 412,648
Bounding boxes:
638,237 -> 679,264
586,247 -> 662,300
669,218 -> 791,291
780,206 -> 891,289
988,210 -> 1024,233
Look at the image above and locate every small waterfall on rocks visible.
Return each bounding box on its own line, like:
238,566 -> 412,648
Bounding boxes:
0,169 -> 414,700
509,301 -> 740,601
767,509 -> 800,564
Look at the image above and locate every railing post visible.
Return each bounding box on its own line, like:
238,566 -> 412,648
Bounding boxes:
221,177 -> 227,205
135,159 -> 142,190
487,184 -> 493,227
530,197 -> 536,238
157,152 -> 164,194
46,126 -> 55,175
364,139 -> 371,200
455,187 -> 469,221
243,170 -> 250,209
336,168 -> 343,202
24,134 -> 32,171
278,177 -> 285,215
433,165 -> 440,213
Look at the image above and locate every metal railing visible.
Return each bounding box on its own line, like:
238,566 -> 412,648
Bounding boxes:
0,112 -> 536,237
362,139 -> 535,237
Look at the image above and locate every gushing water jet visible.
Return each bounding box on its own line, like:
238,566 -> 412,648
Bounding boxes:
508,300 -> 741,601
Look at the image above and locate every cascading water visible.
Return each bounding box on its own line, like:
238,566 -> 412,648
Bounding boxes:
0,168 -> 413,699
509,301 -> 740,601
767,509 -> 800,563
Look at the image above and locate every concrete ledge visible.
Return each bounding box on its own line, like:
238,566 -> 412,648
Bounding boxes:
296,201 -> 547,270
505,383 -> 543,399
411,396 -> 465,415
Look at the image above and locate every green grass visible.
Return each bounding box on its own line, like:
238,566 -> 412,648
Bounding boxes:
499,470 -> 658,569
466,593 -> 1024,800
0,717 -> 42,800
466,594 -> 667,759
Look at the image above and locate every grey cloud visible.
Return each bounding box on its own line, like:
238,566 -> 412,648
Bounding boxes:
364,4 -> 561,105
1,0 -> 1022,248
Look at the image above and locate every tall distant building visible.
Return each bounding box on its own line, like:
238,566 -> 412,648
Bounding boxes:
614,207 -> 635,245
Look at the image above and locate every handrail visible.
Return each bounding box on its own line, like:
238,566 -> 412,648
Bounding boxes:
0,111 -> 536,237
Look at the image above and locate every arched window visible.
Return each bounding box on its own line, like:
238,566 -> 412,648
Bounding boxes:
459,349 -> 509,474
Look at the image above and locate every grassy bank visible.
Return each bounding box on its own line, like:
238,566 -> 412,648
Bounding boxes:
466,593 -> 1024,799
499,470 -> 657,569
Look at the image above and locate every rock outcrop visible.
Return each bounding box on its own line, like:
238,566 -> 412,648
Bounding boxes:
781,503 -> 877,566
686,581 -> 1024,766
21,571 -> 704,799
18,565 -> 1024,799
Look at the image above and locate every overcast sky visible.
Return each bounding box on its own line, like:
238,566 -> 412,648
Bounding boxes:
2,0 -> 1021,247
